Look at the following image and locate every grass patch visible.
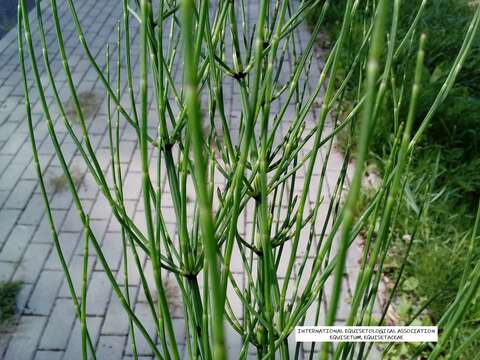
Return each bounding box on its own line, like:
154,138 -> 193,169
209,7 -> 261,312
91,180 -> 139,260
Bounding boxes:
0,282 -> 22,330
48,166 -> 84,193
64,91 -> 103,123
313,0 -> 480,357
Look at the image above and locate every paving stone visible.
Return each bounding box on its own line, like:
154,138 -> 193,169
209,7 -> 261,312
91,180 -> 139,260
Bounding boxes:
86,271 -> 112,316
172,318 -> 186,345
60,200 -> 93,232
90,193 -> 111,219
13,243 -> 51,283
18,194 -> 47,225
0,189 -> 8,208
58,255 -> 95,298
77,172 -> 99,200
118,141 -> 136,164
63,316 -> 102,360
101,286 -> 137,335
0,163 -> 27,191
32,209 -> 68,243
122,171 -> 142,200
49,189 -> 74,210
0,261 -> 15,282
124,302 -> 157,356
0,154 -> 12,174
0,337 -> 11,360
0,225 -> 36,263
116,248 -> 145,286
16,283 -> 34,313
4,180 -> 37,209
0,84 -> 13,102
83,218 -> 108,253
96,335 -> 126,359
22,154 -> 53,180
226,323 -> 242,356
3,316 -> 47,360
1,133 -> 28,155
0,209 -> 21,245
132,211 -> 147,235
39,298 -> 77,350
227,273 -> 244,319
26,270 -> 63,316
44,232 -> 81,271
12,144 -> 33,165
94,232 -> 124,271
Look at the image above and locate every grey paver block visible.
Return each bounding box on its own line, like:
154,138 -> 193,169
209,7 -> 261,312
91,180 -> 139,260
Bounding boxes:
94,232 -> 123,271
225,323 -> 242,356
63,316 -> 102,360
101,287 -> 137,335
61,200 -> 93,232
172,318 -> 186,345
0,190 -> 8,208
1,133 -> 27,155
0,225 -> 36,263
0,163 -> 27,191
26,270 -> 63,315
13,243 -> 51,283
96,335 -> 126,359
12,144 -> 33,165
0,261 -> 15,282
124,302 -> 156,356
77,219 -> 108,256
21,154 -> 53,180
0,154 -> 12,174
50,190 -> 74,210
39,298 -> 76,350
86,271 -> 112,316
90,194 -> 111,219
61,205 -> 85,232
3,316 -> 47,360
0,209 -> 21,245
18,193 -> 46,225
118,141 -> 136,164
122,171 -> 142,200
0,337 -> 10,360
116,248 -> 145,286
4,180 -> 37,209
58,255 -> 95,298
0,85 -> 13,102
132,211 -> 147,235
32,209 -> 67,243
77,172 -> 99,200
44,232 -> 81,270
16,283 -> 34,313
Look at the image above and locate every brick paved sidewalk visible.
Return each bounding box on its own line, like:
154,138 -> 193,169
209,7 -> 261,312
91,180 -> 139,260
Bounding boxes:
0,1 -> 376,359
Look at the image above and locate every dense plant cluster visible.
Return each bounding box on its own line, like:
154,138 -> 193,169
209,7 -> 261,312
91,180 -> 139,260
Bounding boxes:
0,281 -> 22,328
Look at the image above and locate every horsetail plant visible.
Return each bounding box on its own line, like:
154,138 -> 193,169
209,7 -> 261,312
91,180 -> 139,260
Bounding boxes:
18,0 -> 480,358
